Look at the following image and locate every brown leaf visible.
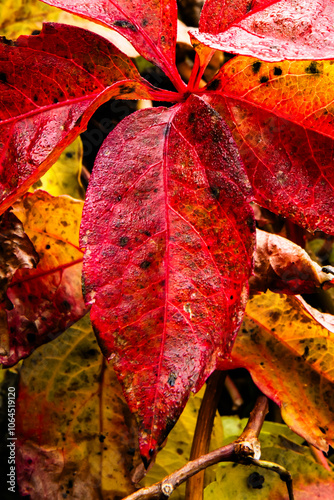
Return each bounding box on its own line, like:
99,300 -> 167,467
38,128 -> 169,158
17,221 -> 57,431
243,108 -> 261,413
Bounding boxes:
0,210 -> 39,302
250,229 -> 334,295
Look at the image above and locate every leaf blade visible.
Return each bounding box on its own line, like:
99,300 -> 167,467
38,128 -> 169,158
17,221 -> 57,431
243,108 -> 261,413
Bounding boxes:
81,95 -> 255,459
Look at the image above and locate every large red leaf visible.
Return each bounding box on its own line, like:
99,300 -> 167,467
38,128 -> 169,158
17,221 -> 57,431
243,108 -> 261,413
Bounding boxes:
192,0 -> 334,61
199,0 -> 278,35
80,94 -> 255,460
40,0 -> 185,91
0,23 -> 167,216
204,86 -> 334,234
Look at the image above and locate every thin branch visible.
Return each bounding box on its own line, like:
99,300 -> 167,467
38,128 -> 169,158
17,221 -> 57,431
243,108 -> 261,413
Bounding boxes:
225,375 -> 244,410
185,371 -> 226,500
123,395 -> 275,500
249,459 -> 294,500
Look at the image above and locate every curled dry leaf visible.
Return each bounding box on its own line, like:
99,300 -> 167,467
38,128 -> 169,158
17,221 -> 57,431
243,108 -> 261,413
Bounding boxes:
219,291 -> 334,451
250,229 -> 334,295
0,210 -> 39,302
16,314 -> 141,500
0,190 -> 88,367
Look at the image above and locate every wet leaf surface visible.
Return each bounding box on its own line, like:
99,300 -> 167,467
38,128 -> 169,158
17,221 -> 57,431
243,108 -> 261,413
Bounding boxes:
81,94 -> 255,459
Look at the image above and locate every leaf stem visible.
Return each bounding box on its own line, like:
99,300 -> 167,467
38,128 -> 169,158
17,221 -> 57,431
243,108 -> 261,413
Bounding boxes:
185,371 -> 226,500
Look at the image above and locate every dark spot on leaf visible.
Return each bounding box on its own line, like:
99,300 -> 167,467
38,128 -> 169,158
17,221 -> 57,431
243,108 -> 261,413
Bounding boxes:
207,79 -> 220,91
305,62 -> 320,74
210,186 -> 220,199
1,37 -> 14,46
31,30 -> 41,36
260,76 -> 269,84
319,426 -> 326,434
246,1 -> 253,12
33,94 -> 38,102
61,220 -> 68,227
144,230 -> 151,237
113,20 -> 137,31
176,447 -> 184,455
140,260 -> 151,270
67,480 -> 73,489
27,333 -> 36,343
118,83 -> 136,94
302,345 -> 309,358
45,244 -> 51,249
99,434 -> 106,443
65,152 -> 74,158
161,35 -> 165,43
53,97 -> 59,104
142,19 -> 149,27
119,236 -> 129,247
252,61 -> 261,74
0,73 -> 7,83
168,373 -> 177,387
188,112 -> 196,123
247,472 -> 264,489
61,300 -> 71,312
274,67 -> 282,76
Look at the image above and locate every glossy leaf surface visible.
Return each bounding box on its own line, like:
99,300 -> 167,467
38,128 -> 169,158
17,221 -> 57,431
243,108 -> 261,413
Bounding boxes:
0,23 -> 158,215
205,63 -> 334,234
193,0 -> 334,61
81,95 -> 255,459
250,229 -> 334,295
0,191 -> 88,367
40,0 -> 184,89
220,291 -> 334,451
16,314 -> 140,499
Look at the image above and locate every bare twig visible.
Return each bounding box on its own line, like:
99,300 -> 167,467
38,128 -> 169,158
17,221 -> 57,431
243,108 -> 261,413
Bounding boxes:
122,395 -> 276,500
185,371 -> 226,500
249,459 -> 294,500
224,375 -> 244,410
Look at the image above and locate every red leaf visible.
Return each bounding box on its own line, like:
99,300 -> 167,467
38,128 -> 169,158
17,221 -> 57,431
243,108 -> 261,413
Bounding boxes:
80,94 -> 255,459
199,0 -> 278,35
0,23 -> 163,216
204,91 -> 334,234
192,0 -> 334,61
0,191 -> 88,367
40,0 -> 185,91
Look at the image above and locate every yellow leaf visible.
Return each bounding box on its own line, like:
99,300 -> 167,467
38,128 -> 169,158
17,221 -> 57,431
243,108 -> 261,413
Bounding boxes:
16,314 -> 140,499
0,0 -> 60,39
31,138 -> 85,200
228,291 -> 334,451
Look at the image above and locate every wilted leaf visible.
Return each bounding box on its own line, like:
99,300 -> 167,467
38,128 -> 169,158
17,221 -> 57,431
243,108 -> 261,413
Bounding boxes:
40,0 -> 185,90
0,0 -> 60,38
0,190 -> 88,367
220,291 -> 334,451
81,94 -> 255,459
140,386 -> 224,499
0,23 -> 161,215
250,229 -> 334,295
193,0 -> 334,61
30,137 -> 85,200
204,417 -> 334,500
0,210 -> 39,302
16,314 -> 140,499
